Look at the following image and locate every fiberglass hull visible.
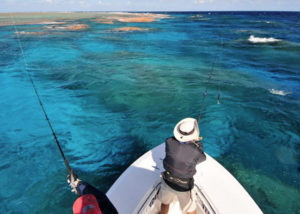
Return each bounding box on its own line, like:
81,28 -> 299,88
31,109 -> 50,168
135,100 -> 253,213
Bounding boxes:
107,143 -> 263,214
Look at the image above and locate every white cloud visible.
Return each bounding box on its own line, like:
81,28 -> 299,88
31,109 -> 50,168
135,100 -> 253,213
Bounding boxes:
98,0 -> 102,5
79,0 -> 88,7
194,0 -> 215,4
194,0 -> 206,4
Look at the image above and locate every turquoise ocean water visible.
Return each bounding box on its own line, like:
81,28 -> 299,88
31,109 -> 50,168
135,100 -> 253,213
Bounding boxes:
0,12 -> 300,213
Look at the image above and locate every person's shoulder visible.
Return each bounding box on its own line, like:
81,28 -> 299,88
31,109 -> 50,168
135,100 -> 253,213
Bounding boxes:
165,137 -> 180,148
165,136 -> 177,142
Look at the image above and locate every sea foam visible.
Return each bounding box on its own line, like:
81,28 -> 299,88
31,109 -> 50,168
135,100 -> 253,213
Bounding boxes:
269,89 -> 290,96
248,35 -> 281,43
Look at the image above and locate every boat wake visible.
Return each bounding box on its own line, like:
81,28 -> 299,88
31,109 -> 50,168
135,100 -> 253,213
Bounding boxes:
248,35 -> 281,43
269,89 -> 291,96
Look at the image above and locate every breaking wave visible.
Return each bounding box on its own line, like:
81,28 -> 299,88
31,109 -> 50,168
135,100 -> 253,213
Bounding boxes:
248,35 -> 281,43
269,89 -> 291,96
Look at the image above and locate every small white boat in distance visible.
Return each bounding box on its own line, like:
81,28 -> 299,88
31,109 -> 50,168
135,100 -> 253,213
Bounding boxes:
107,143 -> 263,214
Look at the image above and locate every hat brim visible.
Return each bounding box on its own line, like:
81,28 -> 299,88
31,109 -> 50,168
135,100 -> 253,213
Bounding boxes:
173,118 -> 199,142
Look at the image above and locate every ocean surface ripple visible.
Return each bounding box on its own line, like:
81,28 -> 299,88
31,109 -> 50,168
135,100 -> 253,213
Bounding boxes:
0,11 -> 300,214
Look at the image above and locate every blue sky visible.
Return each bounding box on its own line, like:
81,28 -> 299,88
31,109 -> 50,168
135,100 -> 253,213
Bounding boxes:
1,0 -> 300,12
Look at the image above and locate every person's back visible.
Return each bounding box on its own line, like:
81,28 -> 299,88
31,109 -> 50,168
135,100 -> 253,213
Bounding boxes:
158,118 -> 206,214
164,136 -> 204,179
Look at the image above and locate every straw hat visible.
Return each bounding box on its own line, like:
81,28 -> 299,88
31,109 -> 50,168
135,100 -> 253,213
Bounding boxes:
173,118 -> 200,142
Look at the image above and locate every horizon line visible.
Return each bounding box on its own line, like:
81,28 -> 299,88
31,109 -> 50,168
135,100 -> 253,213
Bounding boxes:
1,10 -> 300,13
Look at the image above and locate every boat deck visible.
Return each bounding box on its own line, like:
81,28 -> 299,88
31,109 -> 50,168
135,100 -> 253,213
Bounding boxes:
107,143 -> 262,214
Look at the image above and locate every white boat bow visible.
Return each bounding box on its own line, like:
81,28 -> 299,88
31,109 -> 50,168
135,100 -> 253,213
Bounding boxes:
107,143 -> 263,214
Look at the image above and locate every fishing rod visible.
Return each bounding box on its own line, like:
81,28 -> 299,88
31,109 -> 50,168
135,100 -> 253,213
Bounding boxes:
197,39 -> 224,123
9,14 -> 73,176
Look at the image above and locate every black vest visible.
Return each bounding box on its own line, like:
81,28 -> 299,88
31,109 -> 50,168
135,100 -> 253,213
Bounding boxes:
163,137 -> 206,191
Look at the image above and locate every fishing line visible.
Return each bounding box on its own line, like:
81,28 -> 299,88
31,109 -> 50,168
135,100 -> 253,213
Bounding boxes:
217,39 -> 224,105
197,39 -> 224,123
9,14 -> 73,175
197,57 -> 217,123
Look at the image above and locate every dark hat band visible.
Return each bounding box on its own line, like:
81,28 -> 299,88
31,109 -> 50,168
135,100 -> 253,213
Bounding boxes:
177,124 -> 195,136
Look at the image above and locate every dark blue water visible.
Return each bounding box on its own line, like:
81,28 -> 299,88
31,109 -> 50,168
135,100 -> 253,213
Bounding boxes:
0,12 -> 300,214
